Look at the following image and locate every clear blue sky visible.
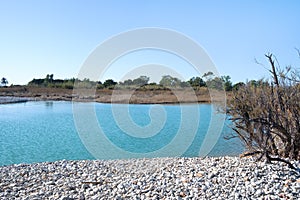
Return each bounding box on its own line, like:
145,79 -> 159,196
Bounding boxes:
1,0 -> 300,85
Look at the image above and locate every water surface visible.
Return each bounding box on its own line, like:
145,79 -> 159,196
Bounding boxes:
0,101 -> 243,166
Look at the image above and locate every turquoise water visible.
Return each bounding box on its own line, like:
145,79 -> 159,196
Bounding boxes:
0,101 -> 243,166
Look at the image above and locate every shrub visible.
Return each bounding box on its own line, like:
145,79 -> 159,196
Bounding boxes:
227,54 -> 300,168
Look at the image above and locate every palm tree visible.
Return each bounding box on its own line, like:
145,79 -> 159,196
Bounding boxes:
1,77 -> 8,86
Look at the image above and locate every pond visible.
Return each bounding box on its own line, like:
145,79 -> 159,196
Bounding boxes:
0,101 -> 243,166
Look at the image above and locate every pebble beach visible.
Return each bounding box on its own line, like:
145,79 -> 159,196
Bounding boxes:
1,157 -> 300,199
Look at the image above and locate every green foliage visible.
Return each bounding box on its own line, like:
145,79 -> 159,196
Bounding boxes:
96,83 -> 105,90
45,74 -> 54,83
25,73 -> 245,91
188,77 -> 206,87
132,76 -> 150,86
62,80 -> 75,89
221,75 -> 233,91
232,82 -> 245,91
103,79 -> 117,89
206,77 -> 224,90
28,78 -> 45,86
119,76 -> 150,87
180,81 -> 190,88
202,71 -> 214,80
28,75 -> 77,89
25,73 -> 238,91
121,79 -> 133,85
201,72 -> 233,91
159,75 -> 182,87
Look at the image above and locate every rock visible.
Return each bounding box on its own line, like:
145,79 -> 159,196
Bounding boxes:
45,181 -> 55,186
0,157 -> 299,199
255,189 -> 263,196
82,184 -> 89,190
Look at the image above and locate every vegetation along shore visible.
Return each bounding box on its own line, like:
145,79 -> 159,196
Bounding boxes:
0,73 -> 231,104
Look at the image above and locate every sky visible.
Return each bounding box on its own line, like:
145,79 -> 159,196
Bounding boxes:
0,0 -> 300,85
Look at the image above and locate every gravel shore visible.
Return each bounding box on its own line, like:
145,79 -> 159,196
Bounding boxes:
1,157 -> 299,199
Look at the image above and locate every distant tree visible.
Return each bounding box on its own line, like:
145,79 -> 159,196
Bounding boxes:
96,81 -> 104,89
180,81 -> 190,88
103,79 -> 117,88
248,80 -> 258,87
202,71 -> 214,80
247,79 -> 269,88
188,77 -> 206,87
28,78 -> 44,86
83,78 -> 90,82
202,73 -> 232,91
221,75 -> 233,91
132,76 -> 150,86
206,77 -> 223,90
49,74 -> 54,82
232,82 -> 245,91
1,77 -> 8,86
159,75 -> 181,87
45,74 -> 50,82
121,79 -> 133,85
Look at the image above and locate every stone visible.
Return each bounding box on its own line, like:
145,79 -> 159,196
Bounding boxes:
0,157 -> 299,199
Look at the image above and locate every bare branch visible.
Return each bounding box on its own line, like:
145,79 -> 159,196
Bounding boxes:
254,57 -> 270,72
265,54 -> 279,87
266,154 -> 297,170
295,47 -> 300,58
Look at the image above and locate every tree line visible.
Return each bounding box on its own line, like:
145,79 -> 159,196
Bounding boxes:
27,72 -> 246,91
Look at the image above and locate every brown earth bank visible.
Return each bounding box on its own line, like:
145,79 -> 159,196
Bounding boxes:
0,86 -> 228,104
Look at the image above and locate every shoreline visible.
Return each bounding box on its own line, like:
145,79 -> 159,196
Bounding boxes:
1,156 -> 299,199
0,97 -> 212,105
0,86 -> 228,104
0,96 -> 33,104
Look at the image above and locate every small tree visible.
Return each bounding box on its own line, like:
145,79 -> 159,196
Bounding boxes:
1,77 -> 8,86
227,54 -> 300,169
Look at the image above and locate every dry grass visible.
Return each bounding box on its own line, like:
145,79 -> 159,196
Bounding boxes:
0,86 -> 228,104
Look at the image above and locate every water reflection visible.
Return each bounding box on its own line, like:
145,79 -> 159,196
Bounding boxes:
45,101 -> 53,108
